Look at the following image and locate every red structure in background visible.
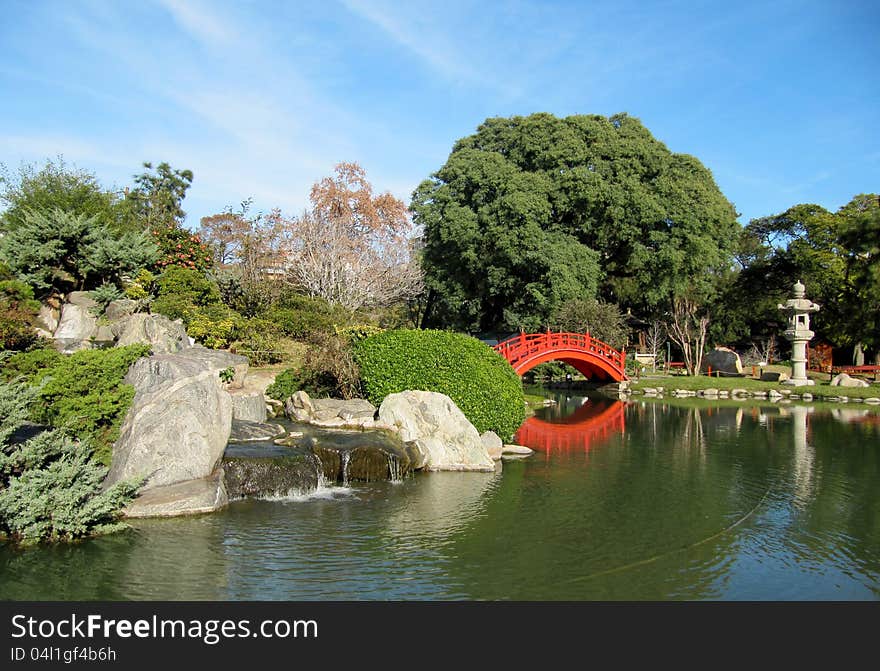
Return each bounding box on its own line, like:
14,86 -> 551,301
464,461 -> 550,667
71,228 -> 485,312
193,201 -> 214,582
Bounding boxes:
494,331 -> 628,382
515,399 -> 626,453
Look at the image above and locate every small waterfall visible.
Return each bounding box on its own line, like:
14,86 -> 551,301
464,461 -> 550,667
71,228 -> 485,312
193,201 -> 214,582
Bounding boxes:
341,451 -> 351,486
387,453 -> 402,483
313,452 -> 327,488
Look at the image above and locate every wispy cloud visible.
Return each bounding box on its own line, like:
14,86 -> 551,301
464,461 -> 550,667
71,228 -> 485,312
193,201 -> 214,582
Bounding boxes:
155,0 -> 233,47
341,0 -> 472,82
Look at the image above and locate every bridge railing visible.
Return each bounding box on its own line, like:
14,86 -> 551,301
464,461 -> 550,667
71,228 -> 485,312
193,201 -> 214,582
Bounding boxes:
493,331 -> 626,372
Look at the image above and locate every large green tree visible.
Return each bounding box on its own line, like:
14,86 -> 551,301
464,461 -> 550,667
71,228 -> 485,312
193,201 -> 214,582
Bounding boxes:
713,194 -> 880,362
412,113 -> 739,333
119,161 -> 194,231
0,158 -> 117,234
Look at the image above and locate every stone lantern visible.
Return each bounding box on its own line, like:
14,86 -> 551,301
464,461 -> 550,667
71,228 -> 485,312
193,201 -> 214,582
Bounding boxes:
778,280 -> 820,386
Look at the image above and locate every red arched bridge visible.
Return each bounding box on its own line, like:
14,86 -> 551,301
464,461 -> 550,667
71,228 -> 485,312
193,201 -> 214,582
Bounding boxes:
494,331 -> 628,382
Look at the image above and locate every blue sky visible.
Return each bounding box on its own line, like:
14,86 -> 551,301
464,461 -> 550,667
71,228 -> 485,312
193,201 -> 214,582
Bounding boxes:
1,0 -> 877,228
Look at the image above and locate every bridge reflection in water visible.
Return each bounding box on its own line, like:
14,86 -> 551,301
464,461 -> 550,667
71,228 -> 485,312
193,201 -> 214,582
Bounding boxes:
515,397 -> 626,453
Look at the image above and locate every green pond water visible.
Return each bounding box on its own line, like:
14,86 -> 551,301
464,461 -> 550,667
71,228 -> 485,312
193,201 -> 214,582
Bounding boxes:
2,392 -> 879,600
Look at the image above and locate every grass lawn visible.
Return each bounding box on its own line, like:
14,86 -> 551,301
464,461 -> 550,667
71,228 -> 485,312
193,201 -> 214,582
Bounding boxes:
629,371 -> 879,400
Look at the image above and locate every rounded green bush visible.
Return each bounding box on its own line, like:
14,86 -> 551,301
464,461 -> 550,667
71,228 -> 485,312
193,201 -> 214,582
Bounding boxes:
354,329 -> 525,441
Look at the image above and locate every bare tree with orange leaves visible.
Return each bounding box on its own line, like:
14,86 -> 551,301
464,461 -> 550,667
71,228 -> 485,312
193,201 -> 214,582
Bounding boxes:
277,162 -> 422,311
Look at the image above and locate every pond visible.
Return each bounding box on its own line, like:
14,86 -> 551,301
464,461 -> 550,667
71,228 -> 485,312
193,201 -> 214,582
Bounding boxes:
2,391 -> 879,600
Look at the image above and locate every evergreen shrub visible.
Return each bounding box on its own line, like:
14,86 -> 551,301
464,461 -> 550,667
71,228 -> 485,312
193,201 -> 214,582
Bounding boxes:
0,379 -> 140,545
4,344 -> 151,466
354,329 -> 525,441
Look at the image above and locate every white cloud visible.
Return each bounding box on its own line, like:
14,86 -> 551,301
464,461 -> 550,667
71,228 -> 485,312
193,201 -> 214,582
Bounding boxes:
155,0 -> 234,46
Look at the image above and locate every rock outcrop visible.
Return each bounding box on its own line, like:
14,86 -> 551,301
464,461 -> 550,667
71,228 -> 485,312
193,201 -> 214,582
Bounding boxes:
831,373 -> 870,388
701,347 -> 743,375
377,391 -> 495,472
229,388 -> 268,423
45,291 -> 195,354
106,348 -> 247,516
122,468 -> 228,518
53,292 -> 100,353
112,313 -> 190,353
284,391 -> 378,428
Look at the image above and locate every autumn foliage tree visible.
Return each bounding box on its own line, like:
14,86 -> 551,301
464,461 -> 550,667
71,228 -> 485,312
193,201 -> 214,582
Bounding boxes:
278,162 -> 422,311
199,201 -> 288,315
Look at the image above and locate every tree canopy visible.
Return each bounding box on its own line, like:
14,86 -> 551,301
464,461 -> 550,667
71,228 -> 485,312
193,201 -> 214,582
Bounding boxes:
710,194 -> 879,361
412,113 -> 739,333
0,157 -> 117,234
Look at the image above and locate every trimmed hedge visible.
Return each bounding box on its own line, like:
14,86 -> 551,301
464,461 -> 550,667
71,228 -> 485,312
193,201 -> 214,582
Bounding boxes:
354,329 -> 525,441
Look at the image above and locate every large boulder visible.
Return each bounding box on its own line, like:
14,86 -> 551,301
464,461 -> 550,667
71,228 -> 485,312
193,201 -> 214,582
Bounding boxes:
36,303 -> 61,337
53,302 -> 98,353
701,347 -> 743,375
105,348 -> 246,494
831,373 -> 870,388
228,388 -> 268,423
761,371 -> 789,382
123,468 -> 228,518
104,299 -> 137,322
285,391 -> 315,422
112,313 -> 190,353
377,391 -> 495,472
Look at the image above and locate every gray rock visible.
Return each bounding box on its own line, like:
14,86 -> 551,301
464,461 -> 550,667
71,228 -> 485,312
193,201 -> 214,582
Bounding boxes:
377,390 -> 494,472
285,390 -> 315,422
283,391 -> 378,424
53,303 -> 98,352
830,373 -> 870,388
124,347 -> 248,391
502,444 -> 534,455
228,388 -> 268,423
94,324 -> 116,344
761,371 -> 789,382
105,348 -> 241,491
67,291 -> 99,309
266,398 -> 284,418
701,347 -> 743,375
481,431 -> 504,460
123,468 -> 228,518
223,452 -> 320,499
37,304 -> 61,334
113,313 -> 190,353
104,299 -> 137,322
228,419 -> 285,442
312,398 -> 376,414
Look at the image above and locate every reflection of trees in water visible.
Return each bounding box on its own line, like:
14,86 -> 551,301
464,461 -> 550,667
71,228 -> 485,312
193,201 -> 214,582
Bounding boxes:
0,515 -> 229,600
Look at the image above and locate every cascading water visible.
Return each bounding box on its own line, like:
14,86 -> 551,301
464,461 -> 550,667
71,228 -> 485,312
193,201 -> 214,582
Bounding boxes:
387,453 -> 402,483
313,452 -> 327,489
341,451 -> 351,486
